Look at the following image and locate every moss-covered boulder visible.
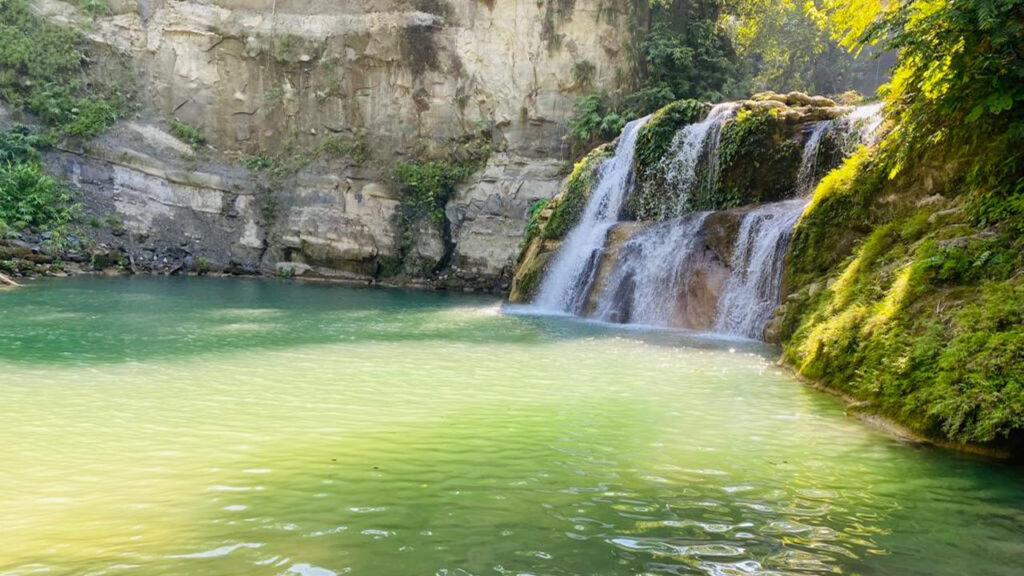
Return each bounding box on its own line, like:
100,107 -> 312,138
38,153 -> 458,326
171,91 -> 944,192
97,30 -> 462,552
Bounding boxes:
779,142 -> 1024,454
633,100 -> 709,188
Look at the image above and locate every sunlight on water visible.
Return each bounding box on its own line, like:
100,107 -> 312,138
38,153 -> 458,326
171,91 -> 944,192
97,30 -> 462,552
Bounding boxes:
1,277 -> 1022,576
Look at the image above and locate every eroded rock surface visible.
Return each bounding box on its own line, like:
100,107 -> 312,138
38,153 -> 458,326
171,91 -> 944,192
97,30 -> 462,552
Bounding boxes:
29,0 -> 636,288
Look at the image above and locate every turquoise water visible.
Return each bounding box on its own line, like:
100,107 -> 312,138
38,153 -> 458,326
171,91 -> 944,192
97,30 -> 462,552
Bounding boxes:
0,277 -> 1021,576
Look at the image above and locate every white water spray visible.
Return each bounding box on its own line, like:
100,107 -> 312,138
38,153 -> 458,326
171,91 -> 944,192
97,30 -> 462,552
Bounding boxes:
534,116 -> 651,314
592,212 -> 711,326
658,103 -> 738,216
795,121 -> 833,196
711,199 -> 807,338
847,102 -> 885,147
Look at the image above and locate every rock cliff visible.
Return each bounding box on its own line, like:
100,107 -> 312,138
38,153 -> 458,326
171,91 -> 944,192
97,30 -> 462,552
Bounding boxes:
29,0 -> 635,289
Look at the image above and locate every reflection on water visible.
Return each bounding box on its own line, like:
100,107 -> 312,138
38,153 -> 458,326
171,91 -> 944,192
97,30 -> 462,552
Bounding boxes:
0,277 -> 1022,576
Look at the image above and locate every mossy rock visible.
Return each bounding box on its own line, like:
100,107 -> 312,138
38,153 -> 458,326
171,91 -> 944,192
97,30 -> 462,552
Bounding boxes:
508,143 -> 613,302
625,99 -> 709,220
633,99 -> 708,185
780,140 -> 1024,453
627,98 -> 847,220
543,143 -> 613,240
715,106 -> 805,209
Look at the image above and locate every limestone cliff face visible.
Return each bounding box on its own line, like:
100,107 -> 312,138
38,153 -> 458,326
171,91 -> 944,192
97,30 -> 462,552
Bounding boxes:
35,0 -> 634,288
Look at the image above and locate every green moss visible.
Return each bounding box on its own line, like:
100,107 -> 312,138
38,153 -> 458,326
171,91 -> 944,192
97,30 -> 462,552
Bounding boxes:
715,107 -> 803,209
543,144 -> 612,240
514,265 -> 542,301
781,138 -> 1024,450
522,199 -> 549,247
785,147 -> 889,289
633,99 -> 707,185
169,118 -> 206,149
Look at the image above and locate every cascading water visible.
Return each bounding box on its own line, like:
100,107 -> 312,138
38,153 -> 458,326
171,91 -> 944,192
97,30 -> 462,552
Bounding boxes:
659,103 -> 738,216
592,212 -> 710,327
712,118 -> 842,339
711,199 -> 807,338
847,102 -> 885,145
795,121 -> 832,196
529,100 -> 883,340
534,115 -> 651,314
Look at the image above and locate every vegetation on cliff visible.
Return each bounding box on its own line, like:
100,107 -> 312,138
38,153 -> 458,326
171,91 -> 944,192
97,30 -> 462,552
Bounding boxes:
0,0 -> 128,138
0,128 -> 76,240
780,0 -> 1024,451
543,144 -> 613,240
0,0 -> 128,247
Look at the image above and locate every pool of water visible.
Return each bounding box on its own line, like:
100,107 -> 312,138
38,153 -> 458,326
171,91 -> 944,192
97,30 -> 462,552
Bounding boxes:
1,277 -> 1021,576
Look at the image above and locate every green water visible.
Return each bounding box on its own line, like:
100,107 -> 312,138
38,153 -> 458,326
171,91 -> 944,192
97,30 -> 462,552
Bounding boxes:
1,278 -> 1021,576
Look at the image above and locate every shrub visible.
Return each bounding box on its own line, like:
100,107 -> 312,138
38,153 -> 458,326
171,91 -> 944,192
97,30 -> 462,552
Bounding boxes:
169,118 -> 206,149
0,160 -> 76,231
566,94 -> 624,156
243,155 -> 274,171
0,0 -> 126,137
394,159 -> 475,225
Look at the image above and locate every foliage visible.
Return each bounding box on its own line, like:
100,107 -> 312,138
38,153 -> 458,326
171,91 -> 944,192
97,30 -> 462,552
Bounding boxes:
0,0 -> 126,137
571,60 -> 596,88
782,0 -> 1024,448
565,94 -> 625,156
564,0 -> 882,155
77,0 -> 110,17
0,158 -> 76,232
724,0 -> 885,94
0,125 -> 48,164
393,159 -> 476,225
243,155 -> 273,171
632,16 -> 741,108
825,0 -> 1024,231
258,133 -> 369,178
169,118 -> 206,149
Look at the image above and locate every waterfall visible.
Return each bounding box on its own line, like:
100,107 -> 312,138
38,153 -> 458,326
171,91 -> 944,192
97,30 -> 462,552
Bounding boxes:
659,103 -> 738,216
527,101 -> 874,340
533,115 -> 651,314
592,212 -> 710,327
711,119 -> 837,338
711,199 -> 807,338
795,121 -> 832,196
848,102 -> 884,144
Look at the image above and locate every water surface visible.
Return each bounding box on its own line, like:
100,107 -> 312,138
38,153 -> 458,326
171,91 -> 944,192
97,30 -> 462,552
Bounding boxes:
1,277 -> 1021,576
